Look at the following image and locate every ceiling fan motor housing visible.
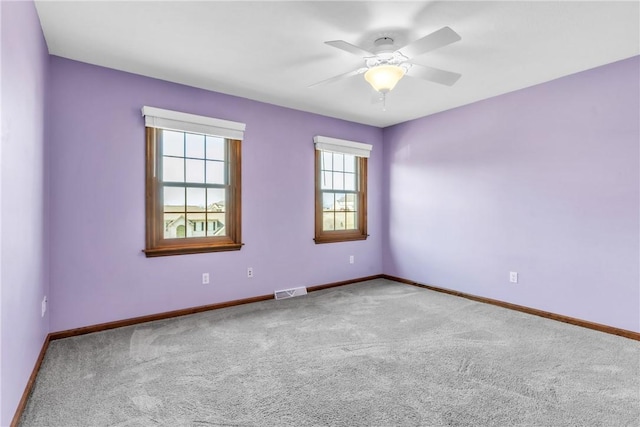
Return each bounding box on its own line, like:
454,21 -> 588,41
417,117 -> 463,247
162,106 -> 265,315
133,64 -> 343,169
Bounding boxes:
373,36 -> 397,60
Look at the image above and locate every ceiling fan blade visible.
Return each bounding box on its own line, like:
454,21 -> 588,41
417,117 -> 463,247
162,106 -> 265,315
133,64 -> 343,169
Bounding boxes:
400,26 -> 461,59
309,68 -> 367,88
407,64 -> 461,86
325,40 -> 375,57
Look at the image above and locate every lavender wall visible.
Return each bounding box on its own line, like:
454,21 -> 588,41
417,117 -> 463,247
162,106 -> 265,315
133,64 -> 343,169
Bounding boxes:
0,1 -> 50,424
383,56 -> 640,332
48,57 -> 383,332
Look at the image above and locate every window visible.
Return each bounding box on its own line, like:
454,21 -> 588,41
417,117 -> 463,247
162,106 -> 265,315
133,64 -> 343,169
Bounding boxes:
314,136 -> 372,244
142,107 -> 245,257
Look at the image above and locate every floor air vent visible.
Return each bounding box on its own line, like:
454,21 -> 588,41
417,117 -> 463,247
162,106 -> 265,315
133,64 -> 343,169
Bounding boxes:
274,287 -> 308,300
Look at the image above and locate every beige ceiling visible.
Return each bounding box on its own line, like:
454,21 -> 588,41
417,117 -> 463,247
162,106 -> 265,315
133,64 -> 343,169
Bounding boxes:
34,1 -> 640,127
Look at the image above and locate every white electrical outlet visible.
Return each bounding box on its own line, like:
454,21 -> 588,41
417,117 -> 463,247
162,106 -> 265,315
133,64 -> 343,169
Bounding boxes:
202,273 -> 210,285
247,267 -> 254,278
349,255 -> 354,264
509,272 -> 518,283
41,296 -> 47,317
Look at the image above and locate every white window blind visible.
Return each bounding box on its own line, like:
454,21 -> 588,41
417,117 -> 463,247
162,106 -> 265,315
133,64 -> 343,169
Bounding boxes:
142,106 -> 246,140
313,135 -> 372,158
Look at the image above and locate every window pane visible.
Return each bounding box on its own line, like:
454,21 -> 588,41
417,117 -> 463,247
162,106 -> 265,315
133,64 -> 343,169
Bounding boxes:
185,159 -> 205,183
333,153 -> 344,172
207,188 -> 226,212
184,214 -> 203,237
345,193 -> 357,211
322,192 -> 334,210
164,213 -> 185,239
322,151 -> 333,171
321,171 -> 333,190
206,136 -> 225,160
206,213 -> 225,236
185,133 -> 205,159
162,156 -> 184,182
344,173 -> 356,191
344,155 -> 356,173
333,172 -> 344,190
163,187 -> 185,211
162,130 -> 184,157
206,160 -> 225,184
186,188 -> 206,211
334,193 -> 346,211
323,212 -> 335,231
188,216 -> 206,237
345,212 -> 357,229
334,212 -> 346,230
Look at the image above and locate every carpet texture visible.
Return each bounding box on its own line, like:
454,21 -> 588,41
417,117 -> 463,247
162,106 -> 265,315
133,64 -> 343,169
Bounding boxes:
20,279 -> 640,426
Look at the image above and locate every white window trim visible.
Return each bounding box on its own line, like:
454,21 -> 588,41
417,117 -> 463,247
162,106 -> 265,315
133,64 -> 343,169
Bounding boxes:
313,135 -> 372,158
142,106 -> 246,140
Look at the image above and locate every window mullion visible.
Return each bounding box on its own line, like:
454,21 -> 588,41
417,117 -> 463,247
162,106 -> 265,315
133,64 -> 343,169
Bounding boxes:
181,132 -> 187,234
163,182 -> 224,189
204,138 -> 209,236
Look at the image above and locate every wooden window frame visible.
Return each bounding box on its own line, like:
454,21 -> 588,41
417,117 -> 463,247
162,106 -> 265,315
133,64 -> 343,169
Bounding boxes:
144,127 -> 242,257
314,149 -> 368,244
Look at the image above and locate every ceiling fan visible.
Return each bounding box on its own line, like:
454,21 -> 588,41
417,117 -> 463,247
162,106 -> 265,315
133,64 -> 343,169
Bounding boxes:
310,27 -> 462,108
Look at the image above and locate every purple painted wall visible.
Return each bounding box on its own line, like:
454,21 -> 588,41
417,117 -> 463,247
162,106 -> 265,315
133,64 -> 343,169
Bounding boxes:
0,0 -> 50,424
48,57 -> 384,332
382,56 -> 640,332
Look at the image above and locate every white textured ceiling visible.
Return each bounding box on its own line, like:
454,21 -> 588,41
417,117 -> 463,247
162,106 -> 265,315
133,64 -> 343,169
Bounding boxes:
34,1 -> 640,127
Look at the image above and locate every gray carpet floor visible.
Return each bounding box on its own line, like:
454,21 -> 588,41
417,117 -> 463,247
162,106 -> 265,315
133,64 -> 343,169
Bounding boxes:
20,279 -> 640,426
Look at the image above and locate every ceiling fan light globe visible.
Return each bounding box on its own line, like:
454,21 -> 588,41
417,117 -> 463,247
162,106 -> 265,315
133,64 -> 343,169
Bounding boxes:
364,65 -> 406,93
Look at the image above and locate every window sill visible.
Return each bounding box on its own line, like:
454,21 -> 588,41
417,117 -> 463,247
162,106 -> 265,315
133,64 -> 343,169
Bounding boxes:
314,234 -> 368,244
143,243 -> 243,257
